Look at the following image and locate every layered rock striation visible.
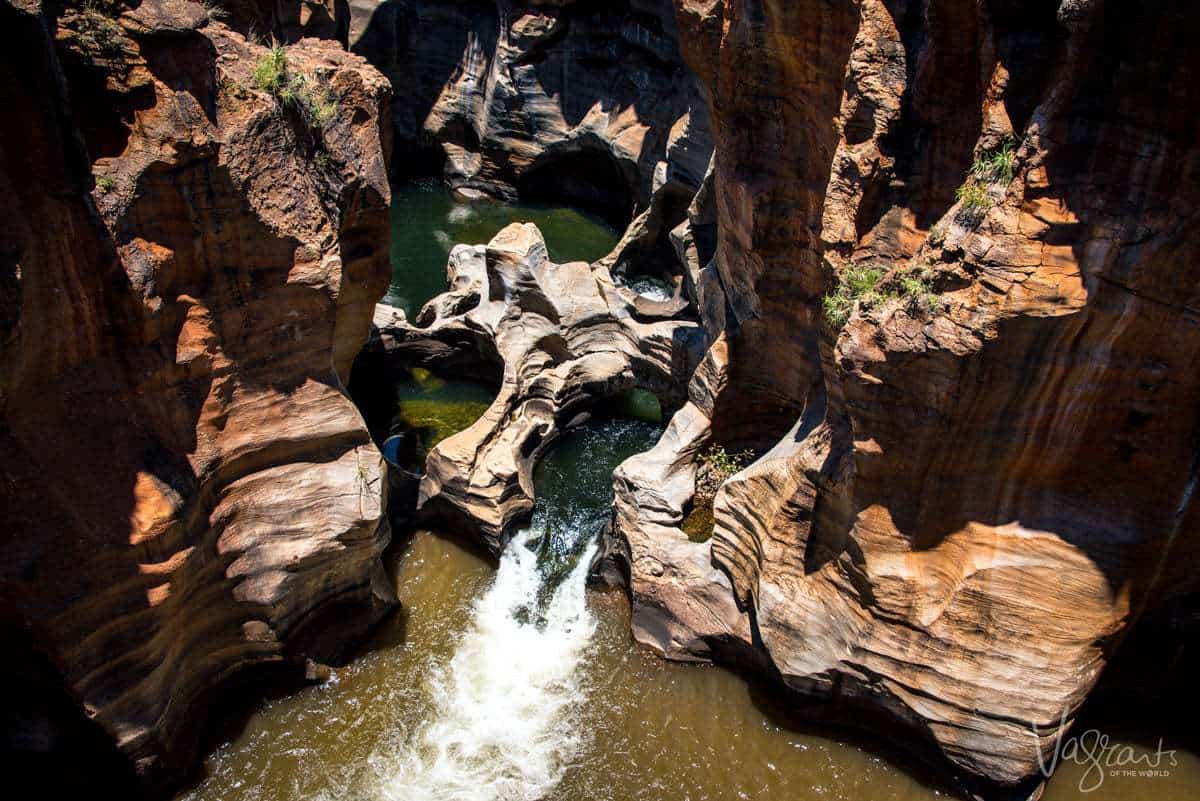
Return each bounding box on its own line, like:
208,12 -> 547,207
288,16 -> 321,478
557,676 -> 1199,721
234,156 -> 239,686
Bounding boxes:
612,0 -> 1200,794
351,0 -> 713,281
0,1 -> 393,792
369,222 -> 701,553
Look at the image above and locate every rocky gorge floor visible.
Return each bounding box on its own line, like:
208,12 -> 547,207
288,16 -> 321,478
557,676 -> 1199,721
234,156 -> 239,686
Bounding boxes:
1,1 -> 1198,800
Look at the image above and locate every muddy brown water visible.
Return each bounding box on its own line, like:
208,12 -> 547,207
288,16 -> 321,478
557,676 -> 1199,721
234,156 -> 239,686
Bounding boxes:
177,417 -> 1200,801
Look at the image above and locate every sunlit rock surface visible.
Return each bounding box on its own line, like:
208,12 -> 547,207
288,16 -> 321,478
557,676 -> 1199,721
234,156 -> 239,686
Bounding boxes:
612,0 -> 1200,794
369,222 -> 702,552
0,1 -> 393,791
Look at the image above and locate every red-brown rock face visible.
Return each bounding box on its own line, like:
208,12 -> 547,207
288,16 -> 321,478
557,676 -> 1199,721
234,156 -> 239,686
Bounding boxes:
615,0 -> 1200,793
0,0 -> 393,792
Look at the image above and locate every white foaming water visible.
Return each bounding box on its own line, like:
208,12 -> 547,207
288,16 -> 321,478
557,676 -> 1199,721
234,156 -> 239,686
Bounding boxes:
374,526 -> 598,801
622,275 -> 674,303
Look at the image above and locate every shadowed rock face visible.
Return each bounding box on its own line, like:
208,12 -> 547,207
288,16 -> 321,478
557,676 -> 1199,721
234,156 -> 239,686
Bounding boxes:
350,0 -> 713,273
612,0 -> 1200,794
0,1 -> 393,792
218,0 -> 352,44
368,222 -> 702,553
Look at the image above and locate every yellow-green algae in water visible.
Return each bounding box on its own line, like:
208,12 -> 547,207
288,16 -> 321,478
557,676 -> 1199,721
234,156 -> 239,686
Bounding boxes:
385,180 -> 620,317
681,503 -> 715,543
394,368 -> 493,450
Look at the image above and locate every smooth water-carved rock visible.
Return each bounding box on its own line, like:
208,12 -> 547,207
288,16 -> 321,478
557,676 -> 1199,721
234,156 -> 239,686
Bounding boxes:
0,2 -> 392,791
351,0 -> 712,283
369,223 -> 702,552
609,337 -> 755,662
612,0 -> 1200,794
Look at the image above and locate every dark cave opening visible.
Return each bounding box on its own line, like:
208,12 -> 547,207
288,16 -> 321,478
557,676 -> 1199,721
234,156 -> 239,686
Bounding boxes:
516,147 -> 634,230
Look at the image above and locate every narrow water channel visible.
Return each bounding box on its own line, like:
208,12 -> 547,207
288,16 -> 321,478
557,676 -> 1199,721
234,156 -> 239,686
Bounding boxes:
177,184 -> 1200,801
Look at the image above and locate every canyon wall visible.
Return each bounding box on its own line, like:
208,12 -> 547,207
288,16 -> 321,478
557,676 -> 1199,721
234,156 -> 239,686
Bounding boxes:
0,0 -> 392,793
611,0 -> 1200,794
350,0 -> 713,276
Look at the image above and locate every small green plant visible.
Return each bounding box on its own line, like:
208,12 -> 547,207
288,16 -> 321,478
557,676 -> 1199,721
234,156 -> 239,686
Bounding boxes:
822,263 -> 888,328
955,139 -> 1017,224
252,45 -> 289,95
297,79 -> 337,128
824,263 -> 942,329
927,224 -> 945,248
971,139 -> 1017,185
698,445 -> 752,484
899,272 -> 939,314
685,445 -> 754,542
822,291 -> 853,328
201,0 -> 228,21
955,181 -> 991,212
74,0 -> 126,57
844,264 -> 883,296
95,175 -> 115,193
252,44 -> 338,129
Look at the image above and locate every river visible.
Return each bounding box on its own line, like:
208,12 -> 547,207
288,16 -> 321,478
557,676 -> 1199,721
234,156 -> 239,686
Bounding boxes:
176,183 -> 1199,801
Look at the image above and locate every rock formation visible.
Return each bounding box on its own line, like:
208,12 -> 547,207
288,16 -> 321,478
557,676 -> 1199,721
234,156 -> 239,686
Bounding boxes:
350,0 -> 713,280
0,1 -> 393,793
369,222 -> 701,553
218,0 -> 351,45
611,0 -> 1200,794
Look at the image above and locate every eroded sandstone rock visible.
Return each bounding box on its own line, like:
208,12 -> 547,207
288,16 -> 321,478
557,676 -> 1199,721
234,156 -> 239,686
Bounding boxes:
369,222 -> 702,552
351,0 -> 713,283
0,1 -> 393,791
613,0 -> 1200,794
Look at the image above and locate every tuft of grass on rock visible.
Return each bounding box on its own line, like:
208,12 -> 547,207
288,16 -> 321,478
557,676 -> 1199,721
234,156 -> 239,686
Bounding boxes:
75,0 -> 126,57
955,181 -> 992,213
899,272 -> 940,314
252,45 -> 289,95
955,138 -> 1018,224
95,175 -> 115,193
201,0 -> 228,21
252,44 -> 338,130
822,264 -> 885,328
927,224 -> 945,248
822,291 -> 853,328
823,264 -> 941,330
971,139 -> 1017,185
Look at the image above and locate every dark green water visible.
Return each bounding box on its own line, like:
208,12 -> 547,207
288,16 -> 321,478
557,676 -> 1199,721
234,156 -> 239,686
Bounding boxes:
383,181 -> 621,317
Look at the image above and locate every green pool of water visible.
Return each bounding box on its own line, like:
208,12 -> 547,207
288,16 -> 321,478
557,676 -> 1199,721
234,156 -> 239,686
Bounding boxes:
393,367 -> 492,451
384,180 -> 621,317
611,388 -> 662,424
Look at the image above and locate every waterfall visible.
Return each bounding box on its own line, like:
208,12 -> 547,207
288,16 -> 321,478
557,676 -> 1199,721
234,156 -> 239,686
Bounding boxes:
374,525 -> 598,801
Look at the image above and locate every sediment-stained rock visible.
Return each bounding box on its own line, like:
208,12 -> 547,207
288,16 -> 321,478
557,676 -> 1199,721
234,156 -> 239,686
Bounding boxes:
0,1 -> 393,791
613,0 -> 1200,793
369,223 -> 702,552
